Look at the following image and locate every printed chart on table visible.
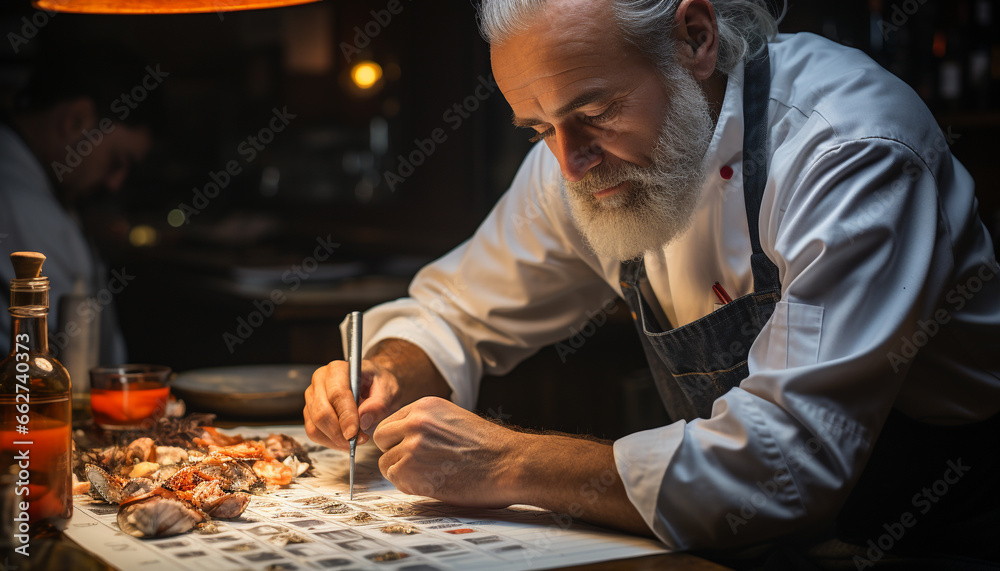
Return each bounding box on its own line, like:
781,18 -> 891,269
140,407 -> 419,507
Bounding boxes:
65,426 -> 668,570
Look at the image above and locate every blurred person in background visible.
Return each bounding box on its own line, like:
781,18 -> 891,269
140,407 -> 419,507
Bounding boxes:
0,42 -> 162,364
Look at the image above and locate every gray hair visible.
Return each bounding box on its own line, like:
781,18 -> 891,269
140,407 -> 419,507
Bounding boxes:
477,0 -> 784,75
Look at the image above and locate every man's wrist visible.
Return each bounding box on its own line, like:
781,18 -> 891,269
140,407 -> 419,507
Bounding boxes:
368,338 -> 450,401
367,338 -> 412,366
497,430 -> 544,507
504,432 -> 587,510
500,431 -> 651,536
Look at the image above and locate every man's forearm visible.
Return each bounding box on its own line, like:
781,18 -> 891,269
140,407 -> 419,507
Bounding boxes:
368,338 -> 452,404
511,432 -> 653,537
366,341 -> 650,536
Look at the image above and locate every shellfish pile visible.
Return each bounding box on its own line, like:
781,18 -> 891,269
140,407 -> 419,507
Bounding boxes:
75,423 -> 311,538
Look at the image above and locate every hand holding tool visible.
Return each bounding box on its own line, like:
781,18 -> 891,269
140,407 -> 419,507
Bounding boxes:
346,311 -> 362,500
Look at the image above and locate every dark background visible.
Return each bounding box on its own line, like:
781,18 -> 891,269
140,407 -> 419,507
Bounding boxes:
1,0 -> 997,436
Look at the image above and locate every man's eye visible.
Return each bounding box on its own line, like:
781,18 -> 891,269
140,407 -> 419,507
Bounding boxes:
528,127 -> 554,143
585,102 -> 620,124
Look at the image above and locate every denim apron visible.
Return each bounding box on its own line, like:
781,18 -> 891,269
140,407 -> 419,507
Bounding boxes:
618,48 -> 777,423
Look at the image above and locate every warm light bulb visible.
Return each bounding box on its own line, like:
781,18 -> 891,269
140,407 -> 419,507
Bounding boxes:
351,61 -> 383,90
32,0 -> 321,14
129,224 -> 158,247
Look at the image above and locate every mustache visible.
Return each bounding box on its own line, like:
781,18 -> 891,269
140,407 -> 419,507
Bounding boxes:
566,161 -> 648,195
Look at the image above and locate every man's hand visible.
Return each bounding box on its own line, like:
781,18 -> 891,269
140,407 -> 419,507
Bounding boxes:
303,338 -> 450,450
303,359 -> 394,450
373,396 -> 519,507
373,397 -> 653,537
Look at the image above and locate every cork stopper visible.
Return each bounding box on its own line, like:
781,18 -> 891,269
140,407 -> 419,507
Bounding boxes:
11,252 -> 46,279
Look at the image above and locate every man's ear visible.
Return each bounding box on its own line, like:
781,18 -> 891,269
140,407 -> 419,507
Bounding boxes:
52,97 -> 97,143
673,0 -> 719,81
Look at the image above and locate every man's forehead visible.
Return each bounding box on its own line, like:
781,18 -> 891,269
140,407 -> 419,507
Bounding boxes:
490,1 -> 634,109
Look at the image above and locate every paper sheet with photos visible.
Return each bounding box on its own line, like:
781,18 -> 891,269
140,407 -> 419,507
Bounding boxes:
65,425 -> 668,570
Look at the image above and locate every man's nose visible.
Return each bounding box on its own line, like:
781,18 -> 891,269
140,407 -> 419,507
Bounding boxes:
552,128 -> 602,182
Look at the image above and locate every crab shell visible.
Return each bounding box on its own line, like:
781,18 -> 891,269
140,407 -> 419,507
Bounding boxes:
86,464 -> 157,504
192,480 -> 251,519
195,455 -> 266,494
162,465 -> 215,492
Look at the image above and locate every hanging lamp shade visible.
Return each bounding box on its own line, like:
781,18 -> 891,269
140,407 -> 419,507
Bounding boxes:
32,0 -> 321,14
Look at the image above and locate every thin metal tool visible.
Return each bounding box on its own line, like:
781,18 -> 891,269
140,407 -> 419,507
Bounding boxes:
347,311 -> 362,501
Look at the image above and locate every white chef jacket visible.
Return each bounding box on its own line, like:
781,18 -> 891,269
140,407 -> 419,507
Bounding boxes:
350,33 -> 1000,549
0,123 -> 127,364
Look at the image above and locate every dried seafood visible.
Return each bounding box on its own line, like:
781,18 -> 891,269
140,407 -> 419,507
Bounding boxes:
118,488 -> 206,538
86,464 -> 156,504
380,523 -> 418,534
264,433 -> 308,461
189,480 -> 252,518
351,512 -> 374,523
76,417 -> 315,539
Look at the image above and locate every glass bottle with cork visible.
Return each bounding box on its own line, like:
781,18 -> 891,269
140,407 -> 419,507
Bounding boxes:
0,251 -> 73,542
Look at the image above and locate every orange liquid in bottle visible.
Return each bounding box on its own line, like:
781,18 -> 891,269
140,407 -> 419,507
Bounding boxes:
0,394 -> 72,533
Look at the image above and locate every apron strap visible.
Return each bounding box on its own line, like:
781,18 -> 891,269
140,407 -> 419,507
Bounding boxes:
741,48 -> 780,293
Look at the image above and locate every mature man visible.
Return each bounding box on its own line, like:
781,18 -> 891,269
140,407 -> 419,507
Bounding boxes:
305,0 -> 1000,563
0,44 -> 156,363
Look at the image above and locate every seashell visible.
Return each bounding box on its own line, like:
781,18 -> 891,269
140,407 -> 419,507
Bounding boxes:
86,464 -> 127,504
154,446 -> 188,466
129,462 -> 160,479
282,455 -> 310,478
126,437 -> 156,463
117,489 -> 206,538
150,463 -> 184,482
122,478 -> 158,499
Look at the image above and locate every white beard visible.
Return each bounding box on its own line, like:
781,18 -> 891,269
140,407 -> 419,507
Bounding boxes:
564,63 -> 715,262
